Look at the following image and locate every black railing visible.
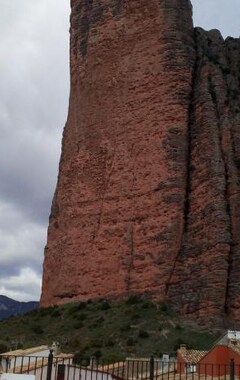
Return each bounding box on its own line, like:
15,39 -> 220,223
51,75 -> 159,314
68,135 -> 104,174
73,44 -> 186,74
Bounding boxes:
0,354 -> 239,380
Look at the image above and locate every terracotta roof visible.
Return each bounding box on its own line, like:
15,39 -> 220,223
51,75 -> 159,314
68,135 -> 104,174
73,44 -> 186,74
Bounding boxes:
178,348 -> 208,363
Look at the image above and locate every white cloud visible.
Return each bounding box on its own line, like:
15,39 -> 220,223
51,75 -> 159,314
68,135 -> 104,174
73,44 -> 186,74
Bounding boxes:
0,268 -> 41,302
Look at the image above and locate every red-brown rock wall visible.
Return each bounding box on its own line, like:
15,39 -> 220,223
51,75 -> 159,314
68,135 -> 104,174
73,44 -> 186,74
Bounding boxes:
40,0 -> 240,324
167,29 -> 240,323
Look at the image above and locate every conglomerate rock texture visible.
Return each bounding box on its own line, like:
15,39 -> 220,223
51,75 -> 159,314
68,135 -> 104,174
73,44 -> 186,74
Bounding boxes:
41,0 -> 240,324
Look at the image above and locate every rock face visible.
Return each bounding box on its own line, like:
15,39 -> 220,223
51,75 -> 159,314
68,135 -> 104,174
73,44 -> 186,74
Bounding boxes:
41,0 -> 240,324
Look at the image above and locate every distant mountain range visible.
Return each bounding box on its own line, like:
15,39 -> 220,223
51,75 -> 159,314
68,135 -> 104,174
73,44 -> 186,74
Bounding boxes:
0,295 -> 39,320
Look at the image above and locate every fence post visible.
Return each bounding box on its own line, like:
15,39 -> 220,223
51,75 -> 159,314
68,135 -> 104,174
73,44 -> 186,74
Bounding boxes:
230,358 -> 235,380
46,350 -> 54,380
150,356 -> 154,380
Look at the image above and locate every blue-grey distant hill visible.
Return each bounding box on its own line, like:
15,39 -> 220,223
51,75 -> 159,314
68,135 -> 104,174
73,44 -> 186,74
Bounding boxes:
0,295 -> 38,319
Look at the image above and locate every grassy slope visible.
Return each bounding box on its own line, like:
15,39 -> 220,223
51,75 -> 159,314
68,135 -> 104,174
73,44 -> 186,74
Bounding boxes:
0,296 -> 221,361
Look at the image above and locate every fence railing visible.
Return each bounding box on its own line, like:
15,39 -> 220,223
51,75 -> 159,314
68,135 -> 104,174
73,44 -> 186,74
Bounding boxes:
0,354 -> 239,380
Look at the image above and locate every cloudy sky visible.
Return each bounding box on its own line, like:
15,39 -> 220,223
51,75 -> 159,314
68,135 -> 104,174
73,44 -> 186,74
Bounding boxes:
0,0 -> 239,303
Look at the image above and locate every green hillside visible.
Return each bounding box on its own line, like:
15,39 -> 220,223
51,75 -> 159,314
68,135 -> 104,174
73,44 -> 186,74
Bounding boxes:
0,296 -> 221,361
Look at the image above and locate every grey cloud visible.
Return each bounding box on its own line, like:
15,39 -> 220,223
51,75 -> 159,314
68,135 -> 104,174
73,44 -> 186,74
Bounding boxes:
0,0 -> 70,301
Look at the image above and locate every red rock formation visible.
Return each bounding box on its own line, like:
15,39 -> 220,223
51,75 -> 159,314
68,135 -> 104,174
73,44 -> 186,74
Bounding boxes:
167,29 -> 240,324
41,0 -> 240,324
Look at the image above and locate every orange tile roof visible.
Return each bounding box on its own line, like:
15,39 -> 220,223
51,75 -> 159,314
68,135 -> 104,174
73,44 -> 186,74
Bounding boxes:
179,349 -> 208,363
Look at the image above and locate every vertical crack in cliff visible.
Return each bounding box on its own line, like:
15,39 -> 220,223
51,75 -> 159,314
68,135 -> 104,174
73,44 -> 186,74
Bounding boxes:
125,148 -> 138,294
166,30 -> 198,295
125,223 -> 134,294
92,144 -> 117,242
208,74 -> 234,315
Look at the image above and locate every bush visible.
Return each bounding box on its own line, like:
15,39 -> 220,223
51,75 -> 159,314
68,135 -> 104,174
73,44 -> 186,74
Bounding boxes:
126,337 -> 136,346
74,321 -> 84,329
73,352 -> 90,365
142,301 -> 154,309
173,338 -> 190,351
125,295 -> 142,305
77,314 -> 87,321
92,349 -> 102,359
99,301 -> 111,311
102,353 -> 125,364
51,309 -> 61,318
105,339 -> 114,347
91,316 -> 105,328
0,343 -> 8,353
131,313 -> 140,320
138,330 -> 149,339
69,336 -> 81,350
31,325 -> 44,334
77,302 -> 87,310
175,324 -> 182,330
159,302 -> 176,317
120,324 -> 131,332
69,302 -> 88,315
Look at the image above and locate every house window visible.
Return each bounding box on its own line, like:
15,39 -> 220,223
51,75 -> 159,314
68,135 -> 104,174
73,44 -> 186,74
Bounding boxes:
186,364 -> 196,373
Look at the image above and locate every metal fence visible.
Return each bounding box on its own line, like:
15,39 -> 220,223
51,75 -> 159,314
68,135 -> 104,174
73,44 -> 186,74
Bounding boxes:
0,354 -> 239,380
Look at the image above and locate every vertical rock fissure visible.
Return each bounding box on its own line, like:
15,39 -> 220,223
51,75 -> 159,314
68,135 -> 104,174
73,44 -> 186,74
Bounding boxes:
208,75 -> 233,314
92,145 -> 117,242
125,153 -> 138,293
126,223 -> 134,294
166,30 -> 198,294
79,0 -> 94,57
183,31 -> 199,234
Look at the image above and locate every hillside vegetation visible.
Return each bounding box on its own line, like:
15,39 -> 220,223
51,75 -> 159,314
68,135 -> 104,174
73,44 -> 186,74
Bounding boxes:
0,296 -> 221,361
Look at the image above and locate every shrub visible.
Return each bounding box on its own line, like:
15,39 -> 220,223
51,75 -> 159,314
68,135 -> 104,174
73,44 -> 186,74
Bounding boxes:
74,321 -> 84,329
126,337 -> 136,346
173,339 -> 191,351
120,324 -> 131,332
102,353 -> 125,364
0,343 -> 8,353
91,339 -> 102,348
105,339 -> 114,347
51,309 -> 61,318
92,349 -> 102,359
125,295 -> 142,305
99,301 -> 111,311
77,302 -> 87,310
77,314 -> 87,321
138,330 -> 149,339
142,301 -> 154,309
131,313 -> 140,320
159,302 -> 176,316
73,352 -> 90,365
69,336 -> 81,350
31,325 -> 44,334
175,324 -> 183,330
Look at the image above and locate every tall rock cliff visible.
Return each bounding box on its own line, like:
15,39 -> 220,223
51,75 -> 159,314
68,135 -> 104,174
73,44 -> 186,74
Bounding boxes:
41,0 -> 240,324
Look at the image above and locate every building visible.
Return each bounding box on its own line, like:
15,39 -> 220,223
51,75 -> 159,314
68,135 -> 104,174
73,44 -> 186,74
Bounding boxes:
177,330 -> 240,376
0,344 -> 73,380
